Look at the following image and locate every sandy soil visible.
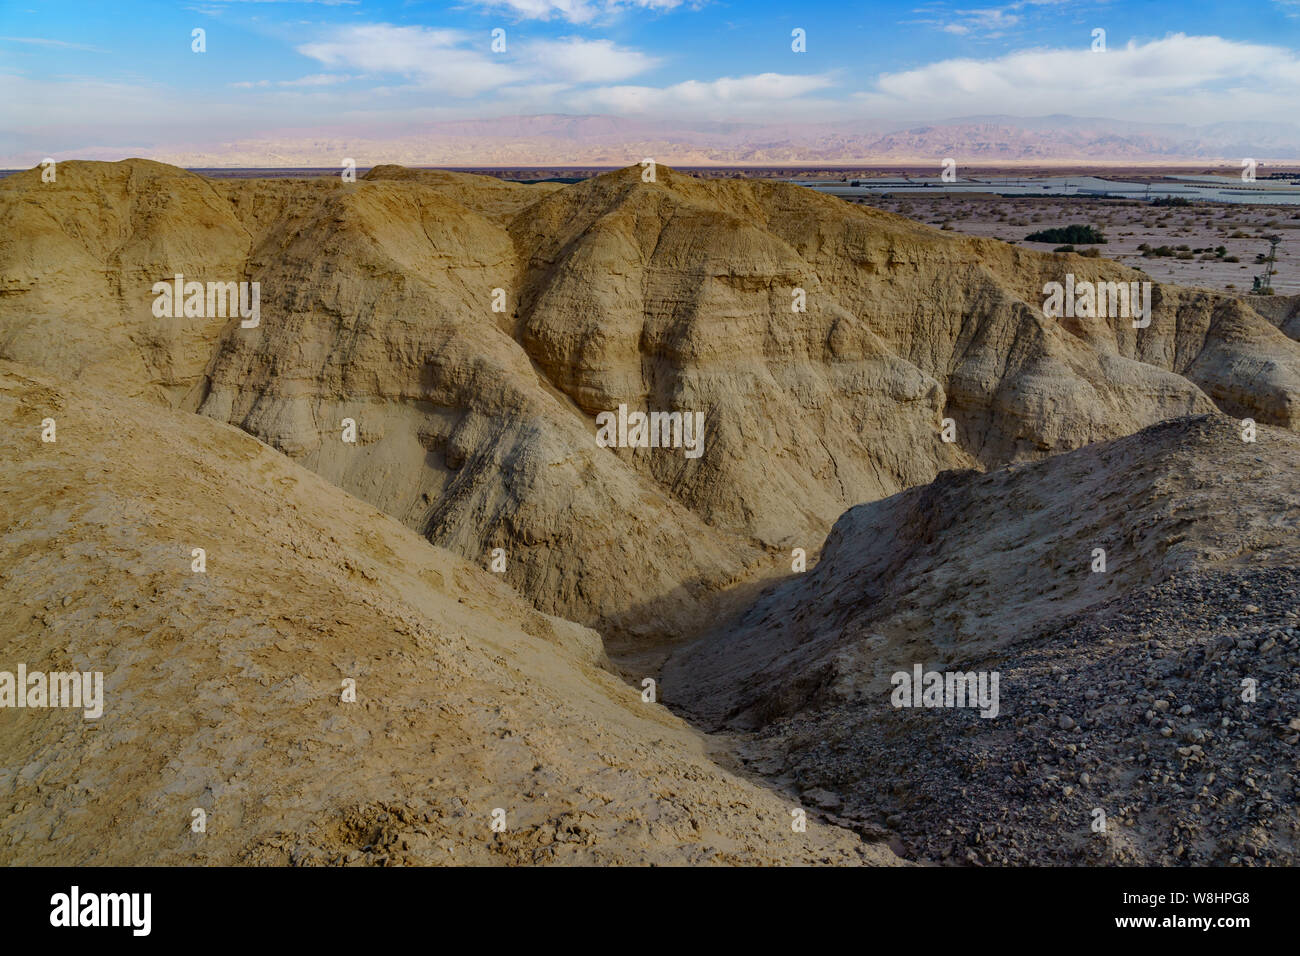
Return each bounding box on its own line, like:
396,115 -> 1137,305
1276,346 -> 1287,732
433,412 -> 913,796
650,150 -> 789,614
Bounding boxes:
851,194 -> 1300,294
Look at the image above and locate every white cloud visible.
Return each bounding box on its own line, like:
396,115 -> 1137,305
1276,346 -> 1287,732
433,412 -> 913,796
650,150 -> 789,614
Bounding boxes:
523,38 -> 661,83
463,0 -> 684,25
230,73 -> 354,88
0,71 -> 246,158
853,34 -> 1300,123
952,8 -> 1021,35
573,72 -> 837,118
297,25 -> 527,96
281,73 -> 353,87
913,0 -> 1075,40
295,25 -> 659,95
203,1 -> 359,5
0,36 -> 106,52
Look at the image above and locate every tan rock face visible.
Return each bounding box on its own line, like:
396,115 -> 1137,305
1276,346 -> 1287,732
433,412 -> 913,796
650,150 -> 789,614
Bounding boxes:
0,361 -> 900,866
2,160 -> 1296,643
0,160 -> 251,408
665,414 -> 1300,729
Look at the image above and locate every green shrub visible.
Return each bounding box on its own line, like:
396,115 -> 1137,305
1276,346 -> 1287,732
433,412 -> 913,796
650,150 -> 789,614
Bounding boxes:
1025,224 -> 1107,244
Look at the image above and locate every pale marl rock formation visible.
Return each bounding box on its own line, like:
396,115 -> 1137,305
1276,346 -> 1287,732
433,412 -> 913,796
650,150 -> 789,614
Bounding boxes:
665,414 -> 1300,728
2,160 -> 1296,644
3,159 -> 1298,868
0,361 -> 900,866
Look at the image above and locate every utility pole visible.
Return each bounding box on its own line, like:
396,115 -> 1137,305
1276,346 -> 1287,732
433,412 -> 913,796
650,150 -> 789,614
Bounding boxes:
1252,236 -> 1281,294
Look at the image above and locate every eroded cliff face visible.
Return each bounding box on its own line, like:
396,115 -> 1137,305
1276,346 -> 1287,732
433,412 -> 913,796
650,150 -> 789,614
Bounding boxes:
659,412 -> 1300,866
665,414 -> 1300,728
0,160 -> 251,407
0,361 -> 902,866
3,160 -> 1296,641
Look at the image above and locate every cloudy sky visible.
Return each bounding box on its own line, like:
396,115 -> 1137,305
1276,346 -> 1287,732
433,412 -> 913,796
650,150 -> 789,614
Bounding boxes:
2,0 -> 1298,163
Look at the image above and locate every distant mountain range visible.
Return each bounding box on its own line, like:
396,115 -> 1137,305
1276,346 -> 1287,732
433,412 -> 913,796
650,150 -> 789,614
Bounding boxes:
25,114 -> 1300,168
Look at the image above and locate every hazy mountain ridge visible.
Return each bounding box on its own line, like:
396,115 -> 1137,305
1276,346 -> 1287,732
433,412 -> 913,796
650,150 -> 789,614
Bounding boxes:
16,114 -> 1300,169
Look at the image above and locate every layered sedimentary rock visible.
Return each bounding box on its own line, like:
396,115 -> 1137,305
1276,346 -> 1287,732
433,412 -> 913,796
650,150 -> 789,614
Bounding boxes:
4,159 -> 1298,868
0,361 -> 900,866
665,414 -> 1300,727
2,160 -> 1296,641
661,415 -> 1299,866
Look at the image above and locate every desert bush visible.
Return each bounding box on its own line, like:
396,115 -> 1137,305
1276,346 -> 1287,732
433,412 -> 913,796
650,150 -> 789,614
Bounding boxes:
1025,224 -> 1107,244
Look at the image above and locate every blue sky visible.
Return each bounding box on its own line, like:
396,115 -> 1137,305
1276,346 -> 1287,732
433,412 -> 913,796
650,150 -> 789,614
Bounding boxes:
2,0 -> 1298,162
